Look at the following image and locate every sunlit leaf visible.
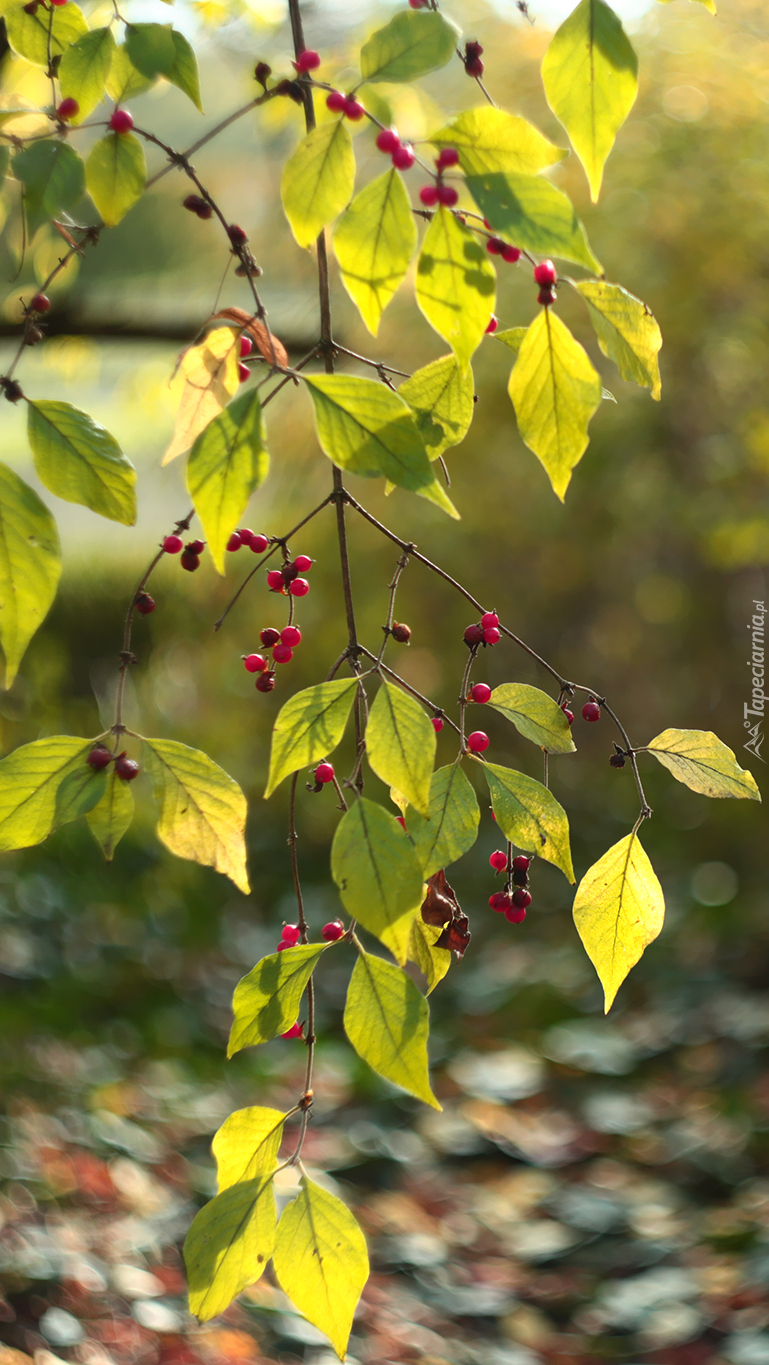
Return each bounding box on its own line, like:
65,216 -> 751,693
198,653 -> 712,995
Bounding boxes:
187,388 -> 269,574
432,106 -> 567,176
167,29 -> 202,111
85,131 -> 146,227
12,140 -> 85,233
399,354 -> 474,460
333,168 -> 416,336
212,1106 -> 286,1190
106,42 -> 154,101
572,829 -> 665,1011
645,729 -> 761,800
281,119 -> 355,250
408,915 -> 451,993
466,172 -> 602,273
366,683 -> 435,818
657,0 -> 715,13
488,683 -> 576,754
331,798 -> 424,964
494,326 -> 529,358
344,948 -> 440,1108
0,736 -> 106,851
59,27 -> 115,123
185,1172 -> 278,1319
405,764 -> 480,878
86,768 -> 134,861
27,401 -> 137,525
164,327 -> 240,464
576,280 -> 662,399
264,678 -> 359,799
0,463 -> 60,690
228,945 -> 326,1055
142,737 -> 250,893
415,207 -> 496,374
482,760 -> 575,882
4,1 -> 87,68
360,9 -> 458,83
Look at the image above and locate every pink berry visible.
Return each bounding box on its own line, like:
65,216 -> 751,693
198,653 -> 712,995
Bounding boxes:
261,627 -> 281,647
489,850 -> 507,871
315,762 -> 335,784
436,147 -> 460,169
437,185 -> 458,207
290,577 -> 309,597
326,91 -> 347,112
163,535 -> 183,554
392,144 -> 415,170
486,237 -> 504,256
562,705 -> 574,725
431,716 -> 444,733
534,259 -> 557,286
481,612 -> 499,629
227,532 -> 243,551
251,534 -> 269,554
244,653 -> 267,674
109,108 -> 133,134
582,700 -> 601,722
344,98 -> 365,121
292,554 -> 313,572
267,569 -> 285,591
468,731 -> 489,753
322,920 -> 345,941
296,49 -> 321,72
239,335 -> 252,358
273,643 -> 293,664
281,626 -> 301,647
501,244 -> 521,263
483,627 -> 501,645
464,623 -> 485,647
276,940 -> 288,951
470,683 -> 491,704
506,906 -> 526,924
57,97 -> 78,121
281,1022 -> 303,1039
237,362 -> 250,383
512,855 -> 530,872
419,185 -> 440,207
238,528 -> 254,546
50,0 -> 68,6
282,924 -> 301,945
489,891 -> 510,913
376,127 -> 400,154
485,315 -> 498,334
87,746 -> 112,771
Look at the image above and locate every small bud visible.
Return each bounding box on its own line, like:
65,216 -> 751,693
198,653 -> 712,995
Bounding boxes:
254,61 -> 272,86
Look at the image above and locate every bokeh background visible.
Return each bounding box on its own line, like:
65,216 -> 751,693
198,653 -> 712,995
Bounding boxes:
0,0 -> 768,1361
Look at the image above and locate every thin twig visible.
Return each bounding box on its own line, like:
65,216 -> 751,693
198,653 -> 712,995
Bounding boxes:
213,495 -> 334,632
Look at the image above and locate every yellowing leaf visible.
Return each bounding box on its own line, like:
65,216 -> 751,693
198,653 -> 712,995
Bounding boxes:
331,798 -> 424,964
281,119 -> 355,250
405,764 -> 480,879
0,462 -> 60,689
399,354 -> 474,460
185,1171 -> 278,1320
365,683 -> 435,818
187,388 -> 269,574
333,168 -> 416,336
85,131 -> 146,227
482,761 -> 575,883
164,327 -> 240,464
27,401 -> 137,526
228,945 -> 327,1055
0,735 -> 106,851
542,0 -> 638,202
432,106 -> 567,177
212,1106 -> 286,1190
59,27 -> 115,123
466,172 -> 602,274
645,729 -> 761,801
360,8 -> 458,83
572,830 -> 665,1012
494,327 -> 529,358
416,207 -> 496,374
408,915 -> 451,993
142,737 -> 249,893
488,683 -> 576,754
508,310 -> 602,500
576,280 -> 662,400
86,768 -> 134,860
344,949 -> 440,1108
264,678 -> 359,799
273,1176 -> 369,1360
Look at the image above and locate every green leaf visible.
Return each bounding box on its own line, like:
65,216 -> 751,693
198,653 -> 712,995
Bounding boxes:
416,206 -> 496,374
0,735 -> 106,851
27,400 -> 137,525
482,760 -> 575,882
366,683 -> 435,818
142,738 -> 250,893
167,29 -> 203,111
12,140 -> 84,233
124,22 -> 176,78
408,916 -> 451,993
494,327 -> 529,358
488,682 -> 576,754
406,764 -> 480,878
305,375 -> 458,518
576,280 -> 662,400
645,729 -> 761,801
273,1176 -> 369,1360
344,949 -> 440,1108
264,678 -> 359,799
58,27 -> 115,123
85,131 -> 146,227
432,106 -> 567,177
466,172 -> 602,274
212,1106 -> 286,1190
508,310 -> 602,500
0,146 -> 9,191
399,354 -> 474,460
106,43 -> 154,102
333,168 -> 416,337
187,388 -> 269,575
331,798 -> 424,964
572,830 -> 665,1012
0,462 -> 60,690
4,1 -> 87,68
360,9 -> 458,83
185,1176 -> 278,1320
228,945 -> 327,1055
542,0 -> 637,202
281,119 -> 355,251
86,768 -> 134,861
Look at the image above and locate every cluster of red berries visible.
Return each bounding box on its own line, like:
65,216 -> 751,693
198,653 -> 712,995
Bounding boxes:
560,696 -> 602,725
56,97 -> 78,121
534,259 -> 557,306
464,611 -> 502,648
163,533 -> 206,572
266,553 -> 312,597
419,147 -> 461,208
244,624 -> 303,689
226,525 -> 270,555
277,917 -> 344,1038
485,224 -> 521,265
110,109 -> 134,135
463,40 -> 484,78
373,126 -> 416,172
87,746 -> 139,781
489,854 -> 532,923
326,90 -> 365,122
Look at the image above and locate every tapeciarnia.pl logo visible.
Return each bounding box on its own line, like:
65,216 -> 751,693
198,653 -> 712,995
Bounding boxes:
744,599 -> 766,762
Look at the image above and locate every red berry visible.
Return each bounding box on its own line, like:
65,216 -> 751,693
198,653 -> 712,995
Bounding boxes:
29,293 -> 50,313
163,534 -> 183,554
57,97 -> 78,121
582,700 -> 601,722
87,746 -> 112,771
244,653 -> 267,673
281,924 -> 301,945
436,147 -> 460,169
501,244 -> 521,263
227,532 -> 243,551
485,315 -> 498,334
483,627 -> 501,645
431,716 -> 444,733
489,850 -> 507,871
239,335 -> 252,358
326,90 -> 347,112
512,855 -> 530,872
276,940 -> 288,950
562,706 -> 574,725
315,762 -> 335,784
322,920 -> 345,941
465,57 -> 484,77
391,622 -> 411,643
281,1022 -> 303,1038
392,144 -> 415,170
506,906 -> 526,924
296,49 -> 321,72
251,534 -> 269,554
465,39 -> 484,58
534,259 -> 557,286
267,569 -> 285,591
50,0 -> 68,6
260,627 -> 281,647
468,731 -> 489,753
344,98 -> 364,121
135,592 -> 155,615
292,554 -> 313,572
437,185 -> 458,207
376,127 -> 400,154
237,528 -> 254,547
464,623 -> 484,647
538,286 -> 557,306
281,626 -> 301,647
409,0 -> 428,7
486,237 -> 503,256
481,612 -> 499,629
396,815 -> 406,828
290,577 -> 309,597
272,643 -> 293,664
512,887 -> 532,909
183,193 -> 206,214
471,683 -> 491,704
188,539 -> 205,554
256,671 -> 276,692
180,550 -> 200,572
115,752 -> 139,782
489,891 -> 511,913
228,224 -> 248,246
110,108 -> 133,134
237,362 -> 250,383
419,184 -> 440,207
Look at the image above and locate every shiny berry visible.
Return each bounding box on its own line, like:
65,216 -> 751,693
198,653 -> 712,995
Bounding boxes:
267,569 -> 285,591
251,534 -> 269,554
376,127 -> 400,154
512,887 -> 531,909
272,642 -> 293,663
506,906 -> 526,924
610,753 -> 626,768
244,653 -> 267,673
315,762 -> 335,784
464,623 -> 484,647
281,626 -> 301,647
471,683 -> 491,704
391,622 -> 411,643
239,335 -> 252,358
344,98 -> 365,121
436,147 -> 460,169
87,746 -> 112,771
534,259 -> 557,286
109,108 -> 133,134
501,244 -> 521,263
188,539 -> 205,554
432,716 -> 444,733
281,1022 -> 303,1038
582,700 -> 601,722
57,97 -> 78,121
290,577 -> 309,597
562,705 -> 574,725
180,550 -> 200,572
483,627 -> 501,645
437,185 -> 458,207
485,315 -> 498,334
489,891 -> 511,913
512,855 -> 530,872
489,850 -> 507,871
419,184 -> 440,207
486,238 -> 504,256
468,731 -> 489,753
135,592 -> 155,615
322,920 -> 345,941
296,49 -> 321,71
227,532 -> 243,551
29,292 -> 51,312
163,534 -> 183,553
256,671 -> 276,692
392,144 -> 415,170
326,90 -> 347,112
228,224 -> 248,246
260,627 -> 281,647
50,0 -> 68,7
276,940 -> 288,950
115,752 -> 139,781
481,612 -> 499,629
281,924 -> 301,945
237,362 -> 250,383
292,554 -> 313,572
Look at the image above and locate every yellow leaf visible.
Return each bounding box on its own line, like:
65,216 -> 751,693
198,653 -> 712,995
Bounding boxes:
572,830 -> 665,1012
408,914 -> 451,994
432,106 -> 567,177
163,327 -> 239,465
142,737 -> 250,893
645,729 -> 761,801
576,280 -> 662,400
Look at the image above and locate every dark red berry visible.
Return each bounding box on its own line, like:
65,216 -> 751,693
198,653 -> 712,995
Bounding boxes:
506,906 -> 526,924
420,184 -> 440,207
296,49 -> 321,72
322,920 -> 345,941
534,259 -> 557,286
260,627 -> 281,647
376,127 -> 400,154
512,868 -> 529,886
486,238 -> 504,256
465,40 -> 484,59
315,762 -> 335,784
582,700 -> 601,723
272,642 -> 293,663
470,683 -> 491,704
267,569 -> 285,592
163,535 -> 183,553
251,534 -> 269,554
489,891 -> 511,913
135,592 -> 155,615
115,752 -> 139,782
610,753 -> 626,768
239,336 -> 252,358
501,244 -> 521,263
465,57 -> 484,77
485,315 -> 498,334
256,671 -> 276,692
180,550 -> 200,572
23,2 -> 40,13
29,293 -> 51,313
57,97 -> 78,121
237,362 -> 250,383
562,706 -> 574,725
392,144 -> 415,170
391,622 -> 411,643
538,286 -> 557,306
244,653 -> 267,673
196,201 -> 213,220
326,90 -> 346,112
292,554 -> 313,572
512,887 -> 531,909
290,577 -> 309,597
228,224 -> 248,246
437,185 -> 458,207
344,98 -> 364,121
489,850 -> 507,871
512,855 -> 530,872
188,539 -> 205,554
183,193 -> 206,214
464,623 -> 484,647
87,746 -> 112,771
254,61 -> 272,86
432,716 -> 444,733
281,626 -> 301,648
110,109 -> 133,134
281,924 -> 301,945
468,731 -> 489,753
281,1022 -> 303,1038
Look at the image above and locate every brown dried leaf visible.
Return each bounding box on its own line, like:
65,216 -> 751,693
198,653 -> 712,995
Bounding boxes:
421,869 -> 471,957
212,307 -> 289,370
